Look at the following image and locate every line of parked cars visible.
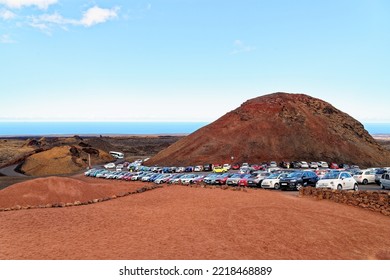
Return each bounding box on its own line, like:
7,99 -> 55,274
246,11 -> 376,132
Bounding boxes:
93,158 -> 390,191
85,166 -> 383,192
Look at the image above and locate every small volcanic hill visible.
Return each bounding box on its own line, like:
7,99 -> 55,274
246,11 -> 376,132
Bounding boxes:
21,145 -> 112,176
148,92 -> 390,167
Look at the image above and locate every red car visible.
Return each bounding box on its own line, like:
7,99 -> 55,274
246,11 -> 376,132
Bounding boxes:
214,173 -> 233,185
250,164 -> 262,171
329,162 -> 339,169
232,163 -> 240,170
238,174 -> 254,187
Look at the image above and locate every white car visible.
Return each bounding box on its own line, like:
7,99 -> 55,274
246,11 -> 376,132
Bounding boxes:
353,169 -> 376,185
104,162 -> 115,169
318,161 -> 329,168
194,165 -> 203,172
223,163 -> 231,170
261,173 -> 288,189
316,171 -> 358,190
380,173 -> 390,190
176,167 -> 185,173
309,162 -> 319,169
300,161 -> 309,168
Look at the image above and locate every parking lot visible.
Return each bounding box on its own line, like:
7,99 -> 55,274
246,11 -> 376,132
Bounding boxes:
86,160 -> 390,193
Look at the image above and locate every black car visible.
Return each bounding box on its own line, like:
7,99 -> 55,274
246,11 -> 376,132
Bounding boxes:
279,171 -> 318,191
203,164 -> 213,172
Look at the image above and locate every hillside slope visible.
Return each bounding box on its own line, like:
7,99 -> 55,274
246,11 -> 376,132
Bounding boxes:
148,92 -> 390,167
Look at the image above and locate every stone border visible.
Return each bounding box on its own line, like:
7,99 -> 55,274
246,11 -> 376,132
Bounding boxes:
0,184 -> 163,212
299,187 -> 390,216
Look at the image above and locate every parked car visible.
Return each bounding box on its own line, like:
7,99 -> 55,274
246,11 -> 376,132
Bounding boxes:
231,163 -> 240,170
261,173 -> 288,189
279,161 -> 290,168
316,171 -> 358,191
223,163 -> 231,170
213,173 -> 233,185
329,162 -> 339,169
176,167 -> 185,173
318,161 -> 329,168
213,166 -> 229,173
246,172 -> 271,187
203,174 -> 219,184
104,162 -> 115,169
184,166 -> 194,172
226,174 -> 246,186
154,174 -> 173,184
290,161 -> 301,168
338,163 -> 350,169
167,174 -> 185,184
194,165 -> 203,172
309,162 -> 319,169
238,174 -> 255,187
300,161 -> 309,168
203,163 -> 213,172
279,171 -> 318,191
380,173 -> 390,190
238,166 -> 250,173
269,161 -> 278,168
375,169 -> 388,185
353,169 -> 376,185
250,164 -> 262,171
181,174 -> 199,184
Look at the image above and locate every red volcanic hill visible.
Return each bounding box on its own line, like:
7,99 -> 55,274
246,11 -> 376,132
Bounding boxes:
147,92 -> 390,167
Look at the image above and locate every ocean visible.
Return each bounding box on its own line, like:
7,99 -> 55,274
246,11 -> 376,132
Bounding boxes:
0,122 -> 209,137
0,122 -> 389,136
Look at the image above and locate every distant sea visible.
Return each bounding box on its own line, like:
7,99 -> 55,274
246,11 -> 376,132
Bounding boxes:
0,122 -> 389,137
0,122 -> 209,137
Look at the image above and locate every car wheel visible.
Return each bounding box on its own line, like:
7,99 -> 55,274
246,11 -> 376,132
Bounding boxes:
337,184 -> 342,190
354,184 -> 358,191
296,183 -> 303,190
381,183 -> 385,190
274,183 -> 280,190
363,179 -> 368,185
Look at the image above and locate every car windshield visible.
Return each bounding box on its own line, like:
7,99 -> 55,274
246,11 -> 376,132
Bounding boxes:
287,172 -> 303,178
322,172 -> 339,179
267,173 -> 279,179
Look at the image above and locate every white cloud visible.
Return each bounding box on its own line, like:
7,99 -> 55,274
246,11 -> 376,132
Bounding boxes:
79,6 -> 119,27
230,39 -> 256,55
29,11 -> 76,26
0,9 -> 15,19
28,6 -> 120,33
0,34 -> 15,43
0,0 -> 57,10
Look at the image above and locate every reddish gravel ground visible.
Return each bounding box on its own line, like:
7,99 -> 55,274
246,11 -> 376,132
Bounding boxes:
0,176 -> 389,260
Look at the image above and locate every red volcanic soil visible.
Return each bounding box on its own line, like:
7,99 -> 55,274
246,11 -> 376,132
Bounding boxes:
147,92 -> 390,167
0,175 -> 145,208
0,177 -> 389,260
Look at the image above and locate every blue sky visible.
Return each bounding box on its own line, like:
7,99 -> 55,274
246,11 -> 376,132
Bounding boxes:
1,0 -> 389,123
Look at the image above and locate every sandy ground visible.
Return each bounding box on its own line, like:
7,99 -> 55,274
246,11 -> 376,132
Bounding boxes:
0,175 -> 389,260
